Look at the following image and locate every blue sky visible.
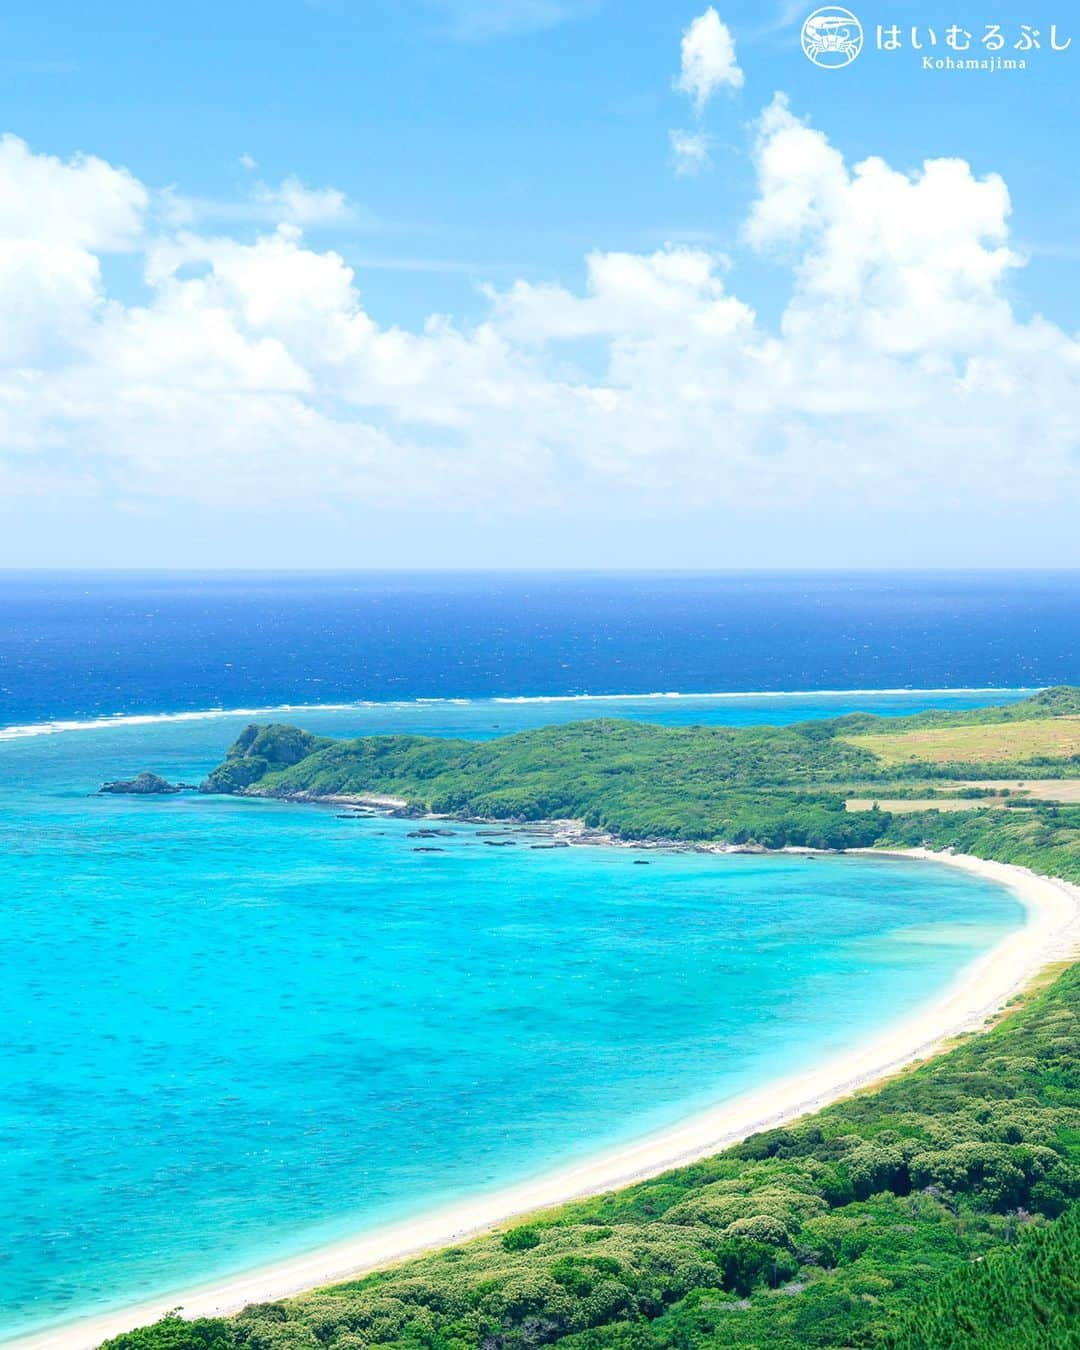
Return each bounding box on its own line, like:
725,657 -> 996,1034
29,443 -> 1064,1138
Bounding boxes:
1,2 -> 1078,566
7,0 -> 1077,324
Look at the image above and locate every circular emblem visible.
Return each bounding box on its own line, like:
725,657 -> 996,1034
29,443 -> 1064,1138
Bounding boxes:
801,6 -> 863,67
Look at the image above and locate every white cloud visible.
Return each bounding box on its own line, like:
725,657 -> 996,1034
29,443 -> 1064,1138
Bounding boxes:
746,94 -> 1023,355
252,175 -> 352,226
161,175 -> 359,230
669,128 -> 711,176
0,104 -> 1077,563
0,135 -> 147,366
0,133 -> 147,250
487,246 -> 752,344
743,93 -> 847,247
674,9 -> 744,113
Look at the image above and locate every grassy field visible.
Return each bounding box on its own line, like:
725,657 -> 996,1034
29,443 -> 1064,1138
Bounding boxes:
846,778 -> 1080,813
844,716 -> 1080,768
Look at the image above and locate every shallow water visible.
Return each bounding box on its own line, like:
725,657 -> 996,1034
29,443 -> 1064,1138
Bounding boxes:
0,693 -> 1028,1340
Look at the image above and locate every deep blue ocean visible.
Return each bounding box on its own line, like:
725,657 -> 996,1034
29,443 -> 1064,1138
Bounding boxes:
0,571 -> 1076,726
0,571 -> 1074,1342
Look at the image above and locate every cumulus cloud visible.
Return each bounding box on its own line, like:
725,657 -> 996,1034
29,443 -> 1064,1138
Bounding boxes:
746,94 -> 1023,355
0,133 -> 147,250
487,246 -> 752,344
0,101 -> 1077,563
252,176 -> 352,226
675,9 -> 744,112
0,135 -> 147,366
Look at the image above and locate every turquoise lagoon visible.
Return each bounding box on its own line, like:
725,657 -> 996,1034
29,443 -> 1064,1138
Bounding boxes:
0,693 -> 1029,1340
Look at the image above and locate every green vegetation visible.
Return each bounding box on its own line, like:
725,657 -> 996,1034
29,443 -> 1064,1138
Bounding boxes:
198,687 -> 1080,859
105,688 -> 1079,1348
884,805 -> 1080,886
887,1203 -> 1080,1348
103,963 -> 1080,1350
101,1319 -> 235,1350
831,684 -> 1080,731
202,723 -> 332,794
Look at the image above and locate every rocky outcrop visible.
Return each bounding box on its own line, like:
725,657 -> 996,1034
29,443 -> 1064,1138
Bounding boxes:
199,723 -> 333,794
99,772 -> 194,795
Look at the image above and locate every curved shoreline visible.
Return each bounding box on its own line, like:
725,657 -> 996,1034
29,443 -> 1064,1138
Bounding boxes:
7,849 -> 1079,1350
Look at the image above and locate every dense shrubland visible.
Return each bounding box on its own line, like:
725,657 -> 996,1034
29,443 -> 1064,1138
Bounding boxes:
886,1202 -> 1080,1348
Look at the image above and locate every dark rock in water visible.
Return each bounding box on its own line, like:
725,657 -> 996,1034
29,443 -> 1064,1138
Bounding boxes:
413,846 -> 445,853
100,771 -> 188,796
632,859 -> 651,865
484,839 -> 516,847
407,828 -> 456,838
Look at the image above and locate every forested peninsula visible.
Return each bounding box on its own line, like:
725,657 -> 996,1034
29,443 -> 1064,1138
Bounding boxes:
196,686 -> 1080,882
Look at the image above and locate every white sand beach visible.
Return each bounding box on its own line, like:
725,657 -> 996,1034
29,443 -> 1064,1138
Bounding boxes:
9,850 -> 1080,1350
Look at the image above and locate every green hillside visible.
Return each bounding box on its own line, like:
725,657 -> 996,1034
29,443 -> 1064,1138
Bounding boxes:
196,688 -> 1080,864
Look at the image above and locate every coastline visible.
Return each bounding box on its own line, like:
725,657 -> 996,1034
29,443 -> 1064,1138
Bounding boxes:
8,849 -> 1079,1350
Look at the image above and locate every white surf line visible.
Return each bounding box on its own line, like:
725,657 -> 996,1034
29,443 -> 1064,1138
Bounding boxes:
0,704 -> 370,742
490,687 -> 1038,703
0,688 -> 1042,742
6,850 -> 1077,1350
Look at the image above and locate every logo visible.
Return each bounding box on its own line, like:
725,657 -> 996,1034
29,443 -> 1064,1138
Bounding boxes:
801,6 -> 863,67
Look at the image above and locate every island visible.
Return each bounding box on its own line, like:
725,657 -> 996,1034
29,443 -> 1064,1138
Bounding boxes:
99,772 -> 196,795
99,688 -> 1080,1350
